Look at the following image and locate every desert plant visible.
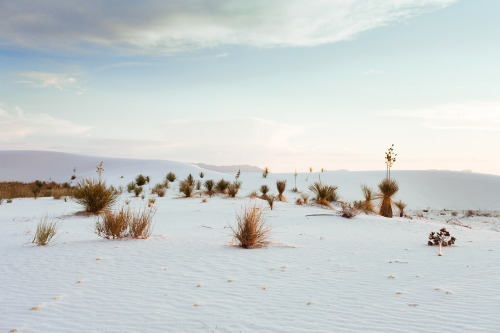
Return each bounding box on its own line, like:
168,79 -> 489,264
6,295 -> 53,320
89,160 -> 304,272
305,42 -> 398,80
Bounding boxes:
293,169 -> 298,191
134,186 -> 143,197
360,185 -> 375,213
148,197 -> 156,205
215,179 -> 230,194
152,183 -> 166,195
32,216 -> 59,246
166,172 -> 177,182
186,174 -> 195,186
230,205 -> 270,248
276,180 -> 287,202
309,182 -> 338,208
451,211 -> 458,217
341,202 -> 357,219
296,197 -> 304,205
127,182 -> 136,193
428,228 -> 456,256
135,174 -> 148,186
301,193 -> 309,204
262,166 -> 269,178
6,199 -> 12,203
249,191 -> 259,198
377,178 -> 399,218
227,183 -> 239,197
196,180 -> 202,190
179,180 -> 195,197
327,189 -> 339,203
95,206 -> 131,239
129,207 -> 156,239
204,179 -> 215,197
385,144 -> 397,181
74,178 -> 119,214
32,180 -> 43,199
266,195 -> 275,210
236,169 -> 241,180
260,185 -> 270,199
233,180 -> 242,189
394,200 -> 407,217
199,172 -> 205,179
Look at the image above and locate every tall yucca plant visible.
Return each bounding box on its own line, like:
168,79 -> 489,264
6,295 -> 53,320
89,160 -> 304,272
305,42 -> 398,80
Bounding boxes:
377,179 -> 399,218
204,179 -> 215,197
276,180 -> 287,202
309,182 -> 338,208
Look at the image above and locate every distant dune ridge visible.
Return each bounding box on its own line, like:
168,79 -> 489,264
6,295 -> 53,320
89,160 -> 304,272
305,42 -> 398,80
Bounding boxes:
194,163 -> 263,173
1,150 -> 500,210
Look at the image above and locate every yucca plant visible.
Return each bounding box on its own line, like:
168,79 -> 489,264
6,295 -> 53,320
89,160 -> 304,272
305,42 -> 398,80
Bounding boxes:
74,178 -> 119,213
360,184 -> 375,213
309,182 -> 338,208
133,186 -> 143,197
377,178 -> 399,218
394,200 -> 407,217
152,183 -> 166,196
204,179 -> 215,197
227,182 -> 239,197
185,174 -> 195,187
276,180 -> 287,202
233,180 -> 242,189
199,172 -> 205,179
135,174 -> 147,186
166,172 -> 176,182
266,195 -> 275,210
260,184 -> 270,200
196,180 -> 202,191
262,166 -> 269,178
230,205 -> 271,248
129,207 -> 156,239
95,206 -> 131,239
127,182 -> 136,193
179,180 -> 195,197
32,216 -> 59,246
215,179 -> 230,194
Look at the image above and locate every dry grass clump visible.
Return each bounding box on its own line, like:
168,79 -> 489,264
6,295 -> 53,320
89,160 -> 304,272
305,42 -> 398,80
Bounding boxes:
152,183 -> 166,197
377,179 -> 399,218
129,207 -> 156,239
249,191 -> 259,198
74,178 -> 119,214
359,185 -> 375,213
230,205 -> 270,248
309,182 -> 338,208
260,185 -> 270,200
276,180 -> 287,202
32,216 -> 59,246
166,172 -> 177,182
216,179 -> 230,194
394,200 -> 407,217
204,179 -> 215,197
133,186 -> 143,197
340,202 -> 357,219
127,182 -> 136,193
135,174 -> 148,186
179,179 -> 195,197
0,181 -> 75,199
266,195 -> 275,210
227,182 -> 240,197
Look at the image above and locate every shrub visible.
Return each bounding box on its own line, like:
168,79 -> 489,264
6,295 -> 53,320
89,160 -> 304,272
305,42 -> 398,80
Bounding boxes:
166,172 -> 177,182
360,185 -> 375,213
428,228 -> 456,256
276,180 -> 287,202
32,216 -> 59,246
233,180 -> 242,189
327,189 -> 339,203
127,182 -> 136,193
179,180 -> 195,197
309,182 -> 338,208
230,205 -> 270,248
152,183 -> 166,196
266,195 -> 275,210
451,211 -> 458,217
95,206 -> 131,239
377,178 -> 399,218
134,186 -> 143,197
135,174 -> 148,186
227,183 -> 239,197
204,179 -> 215,197
196,180 -> 202,191
262,166 -> 269,178
216,179 -> 230,194
199,172 -> 205,179
260,185 -> 270,200
341,202 -> 357,219
74,178 -> 119,214
129,207 -> 156,239
249,191 -> 259,198
156,188 -> 166,197
394,200 -> 407,217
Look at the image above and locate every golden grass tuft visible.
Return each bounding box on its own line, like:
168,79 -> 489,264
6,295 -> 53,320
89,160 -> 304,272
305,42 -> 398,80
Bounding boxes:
129,207 -> 156,239
74,178 -> 119,213
32,216 -> 59,246
95,206 -> 131,239
360,184 -> 375,213
230,205 -> 271,248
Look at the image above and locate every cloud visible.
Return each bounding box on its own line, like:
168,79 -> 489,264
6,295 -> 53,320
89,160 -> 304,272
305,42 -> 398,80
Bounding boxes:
16,71 -> 84,94
0,0 -> 456,55
0,106 -> 91,141
384,100 -> 500,130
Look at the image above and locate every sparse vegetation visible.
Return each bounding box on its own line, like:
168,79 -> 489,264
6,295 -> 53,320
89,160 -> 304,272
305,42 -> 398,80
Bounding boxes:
129,207 -> 156,239
377,178 -> 399,218
215,179 -> 230,194
199,172 -> 205,179
262,166 -> 269,178
135,174 -> 148,186
260,185 -> 270,200
152,183 -> 167,197
309,182 -> 338,208
227,182 -> 240,197
179,178 -> 195,197
266,195 -> 275,210
196,180 -> 202,191
0,181 -> 75,199
166,172 -> 177,182
95,206 -> 131,239
276,180 -> 287,202
341,202 -> 357,219
127,182 -> 136,193
133,186 -> 143,197
428,228 -> 456,256
204,180 -> 215,197
73,176 -> 119,214
360,185 -> 375,213
394,200 -> 407,217
32,216 -> 59,246
385,144 -> 397,181
230,205 -> 270,248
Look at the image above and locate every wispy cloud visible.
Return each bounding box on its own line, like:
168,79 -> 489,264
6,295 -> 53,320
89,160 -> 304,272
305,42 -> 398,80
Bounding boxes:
16,71 -> 84,94
0,0 -> 456,55
0,106 -> 91,141
384,100 -> 500,130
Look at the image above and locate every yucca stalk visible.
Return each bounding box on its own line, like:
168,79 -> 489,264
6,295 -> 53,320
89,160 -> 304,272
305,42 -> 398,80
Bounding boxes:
377,179 -> 399,218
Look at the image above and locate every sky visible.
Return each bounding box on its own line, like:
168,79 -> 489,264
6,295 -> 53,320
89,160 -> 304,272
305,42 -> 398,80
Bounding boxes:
1,0 -> 499,174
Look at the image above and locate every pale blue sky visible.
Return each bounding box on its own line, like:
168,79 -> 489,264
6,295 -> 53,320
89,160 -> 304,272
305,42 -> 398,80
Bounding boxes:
1,0 -> 499,174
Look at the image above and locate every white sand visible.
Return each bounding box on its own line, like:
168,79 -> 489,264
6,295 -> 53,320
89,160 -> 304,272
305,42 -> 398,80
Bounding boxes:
1,151 -> 499,332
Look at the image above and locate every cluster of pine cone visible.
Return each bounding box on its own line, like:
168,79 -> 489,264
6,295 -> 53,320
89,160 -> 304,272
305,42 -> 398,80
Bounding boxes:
428,228 -> 456,246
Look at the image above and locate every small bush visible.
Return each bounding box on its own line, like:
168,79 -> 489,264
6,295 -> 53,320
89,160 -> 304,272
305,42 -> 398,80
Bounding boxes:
394,200 -> 407,217
230,205 -> 270,248
95,206 -> 131,239
341,203 -> 357,219
6,199 -> 12,203
227,182 -> 240,197
152,183 -> 166,196
276,180 -> 287,202
260,185 -> 270,200
309,182 -> 337,208
129,207 -> 156,239
134,186 -> 143,197
360,185 -> 375,213
199,172 -> 205,179
148,197 -> 156,205
179,180 -> 195,197
204,179 -> 215,197
166,172 -> 177,182
32,216 -> 59,246
249,191 -> 259,198
428,228 -> 456,256
262,167 -> 269,178
74,178 -> 119,214
233,180 -> 242,189
216,179 -> 230,194
451,211 -> 458,217
196,180 -> 202,191
135,174 -> 148,186
127,182 -> 136,193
